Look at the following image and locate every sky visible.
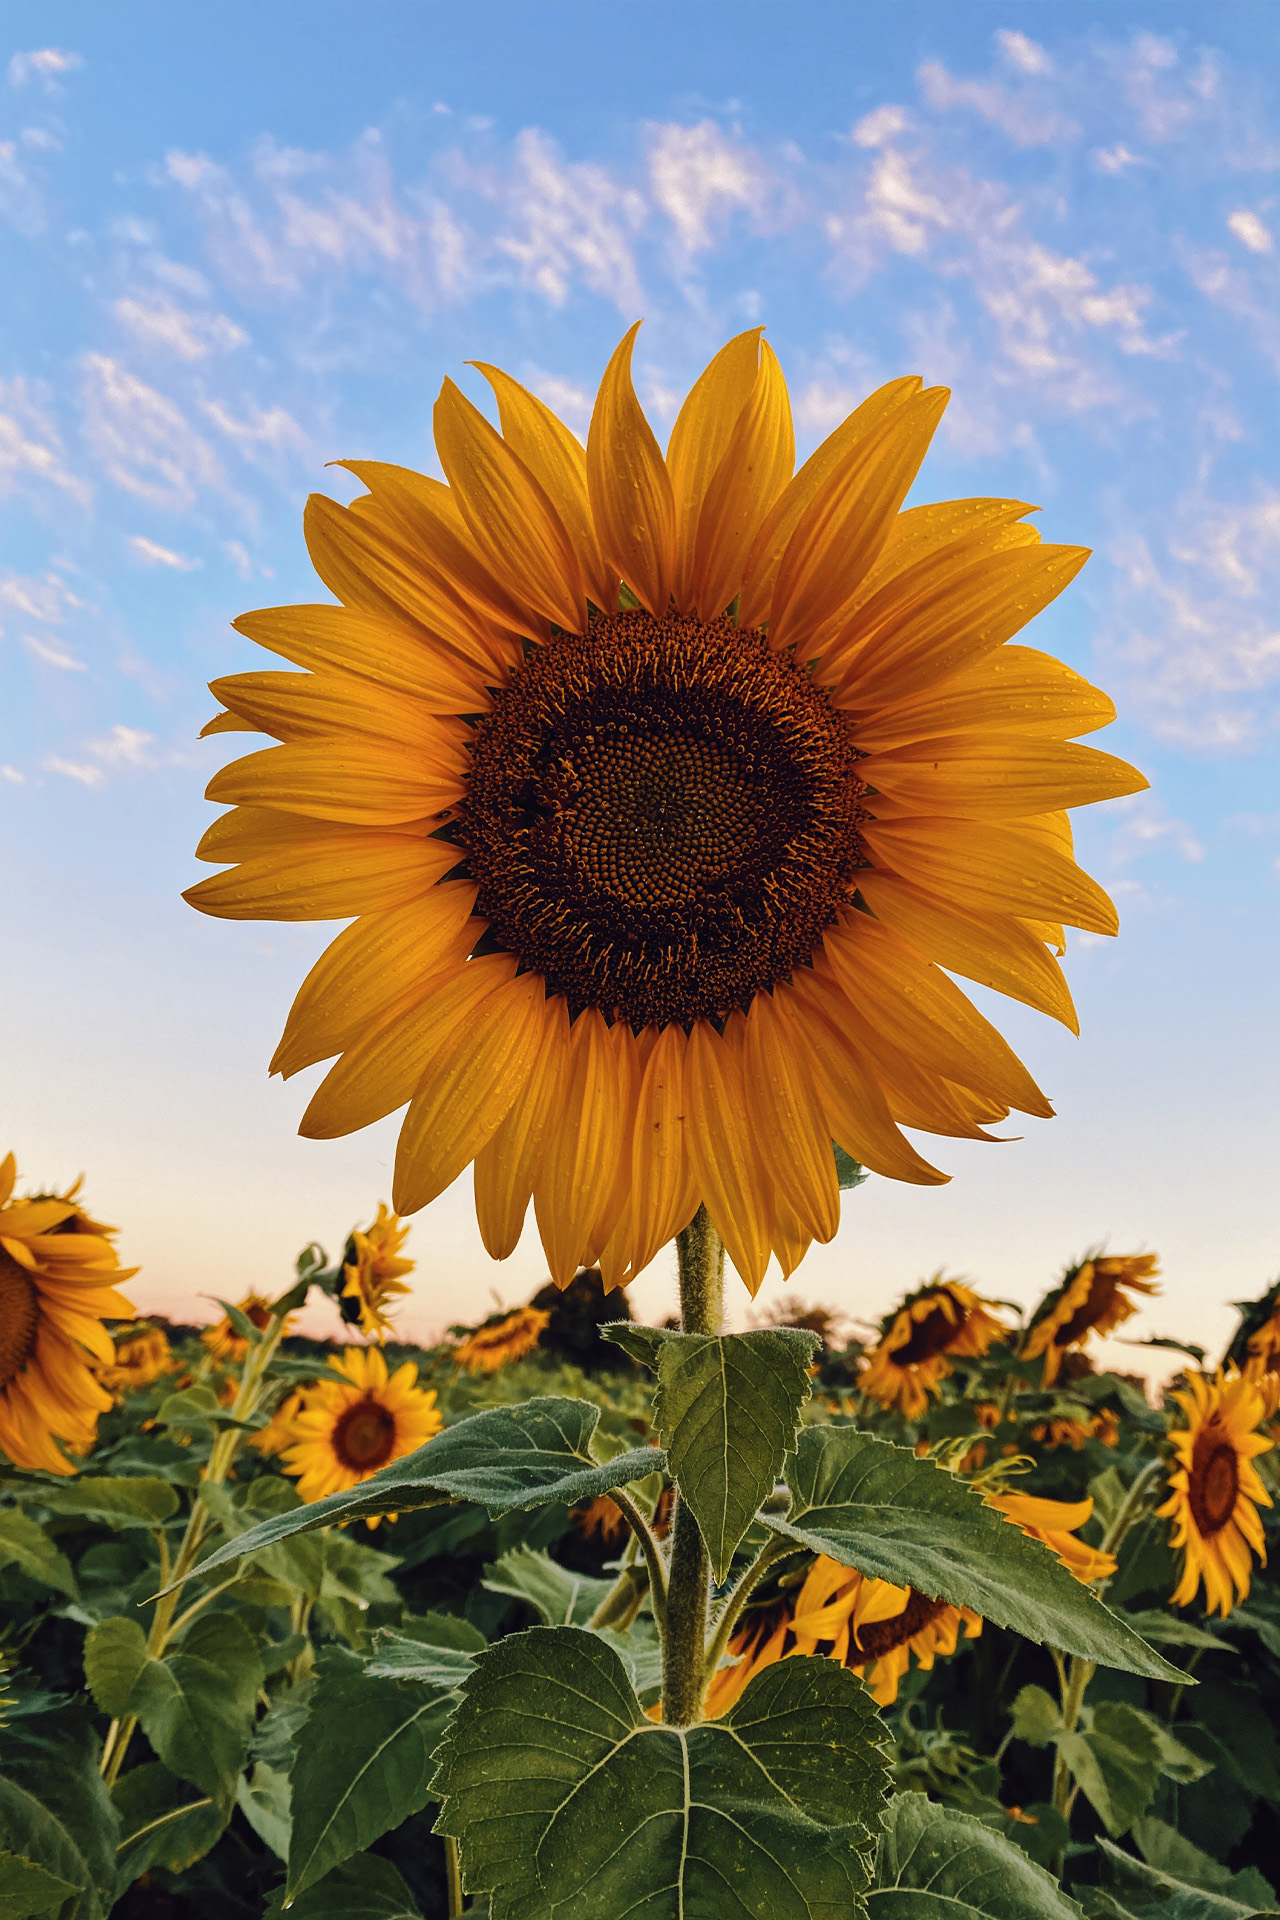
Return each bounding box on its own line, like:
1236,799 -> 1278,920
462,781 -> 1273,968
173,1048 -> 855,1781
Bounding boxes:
2,0 -> 1278,1366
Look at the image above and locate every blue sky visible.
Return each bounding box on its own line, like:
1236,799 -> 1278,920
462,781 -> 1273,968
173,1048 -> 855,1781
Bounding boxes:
3,0 -> 1278,1359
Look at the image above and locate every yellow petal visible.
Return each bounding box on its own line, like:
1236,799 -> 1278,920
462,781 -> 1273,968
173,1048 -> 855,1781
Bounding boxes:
200,709 -> 256,736
666,328 -> 763,612
770,1194 -> 814,1284
855,870 -> 1078,1032
473,361 -> 618,614
628,1022 -> 700,1278
301,954 -> 515,1139
836,498 -> 1038,630
271,883 -> 481,1077
0,1153 -> 16,1208
742,990 -> 839,1243
473,994 -> 571,1261
768,388 -> 949,654
684,1016 -> 772,1295
738,376 -> 922,629
861,815 -> 1119,936
823,913 -> 1052,1118
209,670 -> 464,750
865,733 -> 1148,820
433,378 -> 586,633
693,341 -> 795,621
581,1018 -> 642,1268
852,644 -> 1116,749
586,322 -> 676,616
393,970 -> 547,1214
183,832 -> 460,921
195,804 -> 442,862
232,603 -> 488,711
785,968 -> 950,1182
830,542 -> 1088,711
206,738 -> 465,826
534,1008 -> 625,1287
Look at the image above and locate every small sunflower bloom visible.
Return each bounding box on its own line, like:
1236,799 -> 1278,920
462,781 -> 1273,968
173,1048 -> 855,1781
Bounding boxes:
452,1304 -> 551,1374
1023,1253 -> 1159,1387
340,1203 -> 415,1340
275,1346 -> 443,1523
863,1277 -> 1008,1419
1157,1370 -> 1272,1618
0,1153 -> 137,1474
99,1324 -> 176,1398
201,1292 -> 281,1364
986,1490 -> 1117,1584
187,328 -> 1146,1294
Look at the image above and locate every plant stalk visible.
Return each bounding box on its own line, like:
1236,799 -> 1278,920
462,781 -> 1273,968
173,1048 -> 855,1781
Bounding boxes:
661,1209 -> 724,1727
444,1834 -> 465,1916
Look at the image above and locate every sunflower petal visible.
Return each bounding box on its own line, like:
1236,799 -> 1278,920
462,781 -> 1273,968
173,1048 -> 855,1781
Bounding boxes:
473,994 -> 571,1261
742,990 -> 840,1243
232,603 -> 488,711
693,341 -> 795,621
206,738 -> 465,826
628,1022 -> 700,1278
865,734 -> 1148,820
853,645 -> 1116,749
666,328 -> 763,612
184,832 -> 460,921
862,815 -> 1119,936
535,1008 -> 625,1287
209,670 -> 462,750
582,1018 -> 642,1267
684,1016 -> 772,1295
587,323 -> 676,616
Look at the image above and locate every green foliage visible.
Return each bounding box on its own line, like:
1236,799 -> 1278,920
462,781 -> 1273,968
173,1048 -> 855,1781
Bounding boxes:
768,1429 -> 1182,1680
653,1329 -> 819,1580
1089,1838 -> 1280,1919
113,1761 -> 228,1884
0,1512 -> 76,1596
0,1708 -> 119,1920
33,1476 -> 179,1529
870,1794 -> 1084,1918
265,1854 -> 425,1918
481,1541 -> 616,1624
0,1851 -> 82,1920
434,1626 -> 889,1918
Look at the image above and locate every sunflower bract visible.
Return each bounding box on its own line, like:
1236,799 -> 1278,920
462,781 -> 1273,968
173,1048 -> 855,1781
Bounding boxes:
187,327 -> 1148,1294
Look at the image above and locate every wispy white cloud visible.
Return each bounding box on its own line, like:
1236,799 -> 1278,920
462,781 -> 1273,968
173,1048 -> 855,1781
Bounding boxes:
129,535 -> 202,571
1108,794 -> 1205,865
7,47 -> 82,89
201,398 -> 306,453
81,354 -> 223,510
852,105 -> 910,150
0,765 -> 23,784
22,633 -> 86,671
917,56 -> 1079,148
493,129 -> 645,309
114,294 -> 248,360
42,753 -> 102,786
0,567 -> 85,626
1227,210 -> 1274,256
647,120 -> 762,252
0,378 -> 90,503
995,30 -> 1053,78
42,724 -> 163,789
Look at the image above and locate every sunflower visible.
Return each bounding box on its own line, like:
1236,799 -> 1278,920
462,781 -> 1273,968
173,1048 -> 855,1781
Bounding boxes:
340,1203 -> 414,1340
1030,1408 -> 1119,1451
1023,1254 -> 1159,1386
862,1277 -> 1008,1418
99,1324 -> 176,1398
275,1346 -> 443,1521
1225,1279 -> 1280,1381
1157,1370 -> 1273,1617
187,328 -> 1145,1294
0,1152 -> 137,1475
201,1292 -> 286,1364
452,1304 -> 551,1374
986,1489 -> 1117,1584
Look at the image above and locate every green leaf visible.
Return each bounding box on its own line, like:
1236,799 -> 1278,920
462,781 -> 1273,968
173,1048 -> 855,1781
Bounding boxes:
869,1794 -> 1083,1919
1092,1837 -> 1279,1920
0,1511 -> 76,1596
834,1145 -> 868,1190
170,1398 -> 664,1590
1056,1703 -> 1163,1837
1009,1685 -> 1062,1746
85,1612 -> 263,1811
768,1429 -> 1185,1682
236,1762 -> 292,1860
1131,1711 -> 1213,1785
32,1476 -> 180,1529
654,1329 -> 819,1581
0,1852 -> 81,1920
363,1631 -> 478,1689
397,1611 -> 488,1654
286,1646 -> 456,1902
598,1321 -> 667,1370
481,1544 -> 617,1626
113,1762 -> 227,1886
1132,1819 -> 1277,1908
265,1855 -> 423,1919
433,1626 -> 889,1919
0,1706 -> 119,1920
1118,1610 -> 1234,1653
214,1296 -> 265,1344
155,1385 -> 225,1428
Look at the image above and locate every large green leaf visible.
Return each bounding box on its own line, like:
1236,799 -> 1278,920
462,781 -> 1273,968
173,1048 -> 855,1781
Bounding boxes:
35,1477 -> 179,1528
0,1511 -> 76,1596
433,1626 -> 889,1919
363,1632 -> 479,1690
266,1855 -> 424,1919
83,1612 -> 263,1811
236,1762 -> 292,1860
113,1762 -> 227,1886
869,1794 -> 1083,1919
173,1398 -> 664,1588
482,1544 -> 617,1626
1132,1821 -> 1277,1912
653,1330 -> 819,1581
1056,1703 -> 1163,1838
0,1707 -> 119,1920
286,1646 -> 456,1902
1090,1838 -> 1280,1920
767,1430 -> 1183,1681
0,1852 -> 81,1920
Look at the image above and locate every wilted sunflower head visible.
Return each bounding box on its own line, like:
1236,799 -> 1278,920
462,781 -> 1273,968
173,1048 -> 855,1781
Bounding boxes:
99,1324 -> 175,1397
451,1304 -> 551,1374
340,1202 -> 414,1340
188,327 -> 1146,1296
1158,1369 -> 1273,1618
0,1152 -> 136,1474
862,1276 -> 1008,1418
1224,1277 -> 1280,1380
1023,1252 -> 1159,1386
201,1291 -> 278,1363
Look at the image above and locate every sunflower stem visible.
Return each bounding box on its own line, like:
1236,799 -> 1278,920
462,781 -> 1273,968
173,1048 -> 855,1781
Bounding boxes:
703,1536 -> 800,1685
661,1210 -> 725,1727
444,1834 -> 465,1916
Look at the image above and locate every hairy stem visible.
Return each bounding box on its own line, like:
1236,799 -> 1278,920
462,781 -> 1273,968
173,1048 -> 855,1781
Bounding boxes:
661,1209 -> 725,1727
444,1834 -> 465,1916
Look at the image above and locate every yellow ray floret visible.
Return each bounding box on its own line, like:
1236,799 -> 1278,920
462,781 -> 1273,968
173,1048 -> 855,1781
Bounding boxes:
340,1203 -> 415,1341
186,326 -> 1147,1295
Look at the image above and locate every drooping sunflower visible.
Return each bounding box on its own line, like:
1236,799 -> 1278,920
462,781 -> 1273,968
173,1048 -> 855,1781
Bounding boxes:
187,327 -> 1146,1293
0,1153 -> 137,1475
451,1304 -> 551,1374
1157,1370 -> 1272,1617
340,1203 -> 414,1340
99,1324 -> 177,1398
274,1346 -> 443,1521
201,1292 -> 288,1364
862,1276 -> 1009,1418
1023,1253 -> 1159,1386
1225,1278 -> 1280,1382
986,1489 -> 1117,1584
1030,1408 -> 1119,1451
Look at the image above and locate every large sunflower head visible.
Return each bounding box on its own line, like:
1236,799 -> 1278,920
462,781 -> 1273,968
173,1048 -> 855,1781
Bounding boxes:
276,1345 -> 443,1521
451,1304 -> 551,1374
1023,1253 -> 1159,1386
1157,1370 -> 1273,1618
0,1152 -> 137,1475
862,1276 -> 1008,1418
339,1202 -> 414,1340
187,327 -> 1145,1296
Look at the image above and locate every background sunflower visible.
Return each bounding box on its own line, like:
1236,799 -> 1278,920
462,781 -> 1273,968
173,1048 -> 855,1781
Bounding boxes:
862,1277 -> 1008,1418
274,1346 -> 443,1518
1158,1369 -> 1273,1617
1023,1253 -> 1160,1385
339,1203 -> 415,1340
